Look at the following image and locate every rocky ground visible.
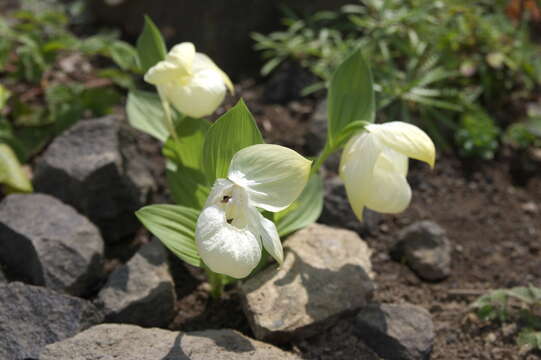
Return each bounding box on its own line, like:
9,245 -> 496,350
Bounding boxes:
0,74 -> 540,359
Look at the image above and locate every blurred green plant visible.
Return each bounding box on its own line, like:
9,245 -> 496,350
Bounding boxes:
471,286 -> 541,352
253,0 -> 541,157
0,0 -> 137,169
504,120 -> 541,149
455,107 -> 500,159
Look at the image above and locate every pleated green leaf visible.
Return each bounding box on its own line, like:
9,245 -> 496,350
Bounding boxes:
327,48 -> 375,147
136,204 -> 201,267
136,15 -> 167,73
202,99 -> 263,184
275,174 -> 324,237
127,90 -> 170,142
163,117 -> 211,210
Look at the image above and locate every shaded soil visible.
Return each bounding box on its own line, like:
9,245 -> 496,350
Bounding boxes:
123,78 -> 541,359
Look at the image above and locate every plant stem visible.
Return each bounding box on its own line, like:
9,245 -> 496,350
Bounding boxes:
157,88 -> 178,140
310,143 -> 334,176
205,268 -> 224,300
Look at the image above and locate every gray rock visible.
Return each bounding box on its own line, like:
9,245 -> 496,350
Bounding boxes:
355,303 -> 435,360
241,223 -> 375,343
320,176 -> 382,235
391,220 -> 452,281
40,324 -> 301,360
0,282 -> 103,360
305,99 -> 328,156
0,194 -> 104,296
34,116 -> 155,243
96,240 -> 175,327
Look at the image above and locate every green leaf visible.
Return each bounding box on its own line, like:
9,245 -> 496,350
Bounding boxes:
166,169 -> 210,211
136,15 -> 167,73
136,204 -> 201,267
0,143 -> 32,193
202,99 -> 263,184
518,329 -> 541,350
9,84 -> 89,161
505,286 -> 540,305
275,174 -> 324,237
98,68 -> 135,89
0,119 -> 26,161
0,84 -> 10,110
327,48 -> 374,148
163,117 -> 211,210
126,90 -> 170,142
109,40 -> 138,71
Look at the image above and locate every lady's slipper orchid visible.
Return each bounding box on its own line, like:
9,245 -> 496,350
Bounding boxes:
340,121 -> 435,220
144,42 -> 233,118
195,144 -> 311,278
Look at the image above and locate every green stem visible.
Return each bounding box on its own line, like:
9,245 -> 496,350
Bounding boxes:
157,88 -> 178,141
310,143 -> 335,177
310,121 -> 371,176
205,268 -> 225,300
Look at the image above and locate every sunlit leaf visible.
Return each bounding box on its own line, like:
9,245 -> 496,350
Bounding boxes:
163,117 -> 210,210
202,99 -> 263,184
0,143 -> 32,193
126,90 -> 169,142
0,84 -> 10,110
327,48 -> 375,147
136,15 -> 167,73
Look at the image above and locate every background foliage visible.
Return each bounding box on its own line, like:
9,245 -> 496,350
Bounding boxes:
253,0 -> 541,159
0,0 -> 137,165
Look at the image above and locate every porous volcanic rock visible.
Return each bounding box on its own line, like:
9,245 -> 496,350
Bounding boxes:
355,303 -> 435,360
391,220 -> 452,281
0,193 -> 104,296
240,223 -> 375,343
40,324 -> 301,360
96,240 -> 175,327
33,116 -> 155,243
0,282 -> 103,360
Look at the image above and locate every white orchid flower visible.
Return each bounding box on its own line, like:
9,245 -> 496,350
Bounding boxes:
196,144 -> 312,278
340,121 -> 435,220
144,42 -> 233,119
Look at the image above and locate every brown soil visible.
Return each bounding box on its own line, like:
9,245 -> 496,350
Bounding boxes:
134,80 -> 541,359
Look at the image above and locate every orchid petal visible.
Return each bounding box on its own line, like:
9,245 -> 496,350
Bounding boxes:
161,68 -> 226,118
144,59 -> 186,86
204,178 -> 235,207
247,207 -> 283,265
366,122 -> 435,167
194,53 -> 234,93
228,144 -> 312,212
196,205 -> 261,279
362,148 -> 412,213
166,42 -> 196,74
339,132 -> 382,220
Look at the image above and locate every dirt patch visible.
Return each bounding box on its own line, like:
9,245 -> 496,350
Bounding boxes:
371,156 -> 541,360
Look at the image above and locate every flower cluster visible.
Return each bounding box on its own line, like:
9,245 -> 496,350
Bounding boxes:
137,35 -> 436,284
